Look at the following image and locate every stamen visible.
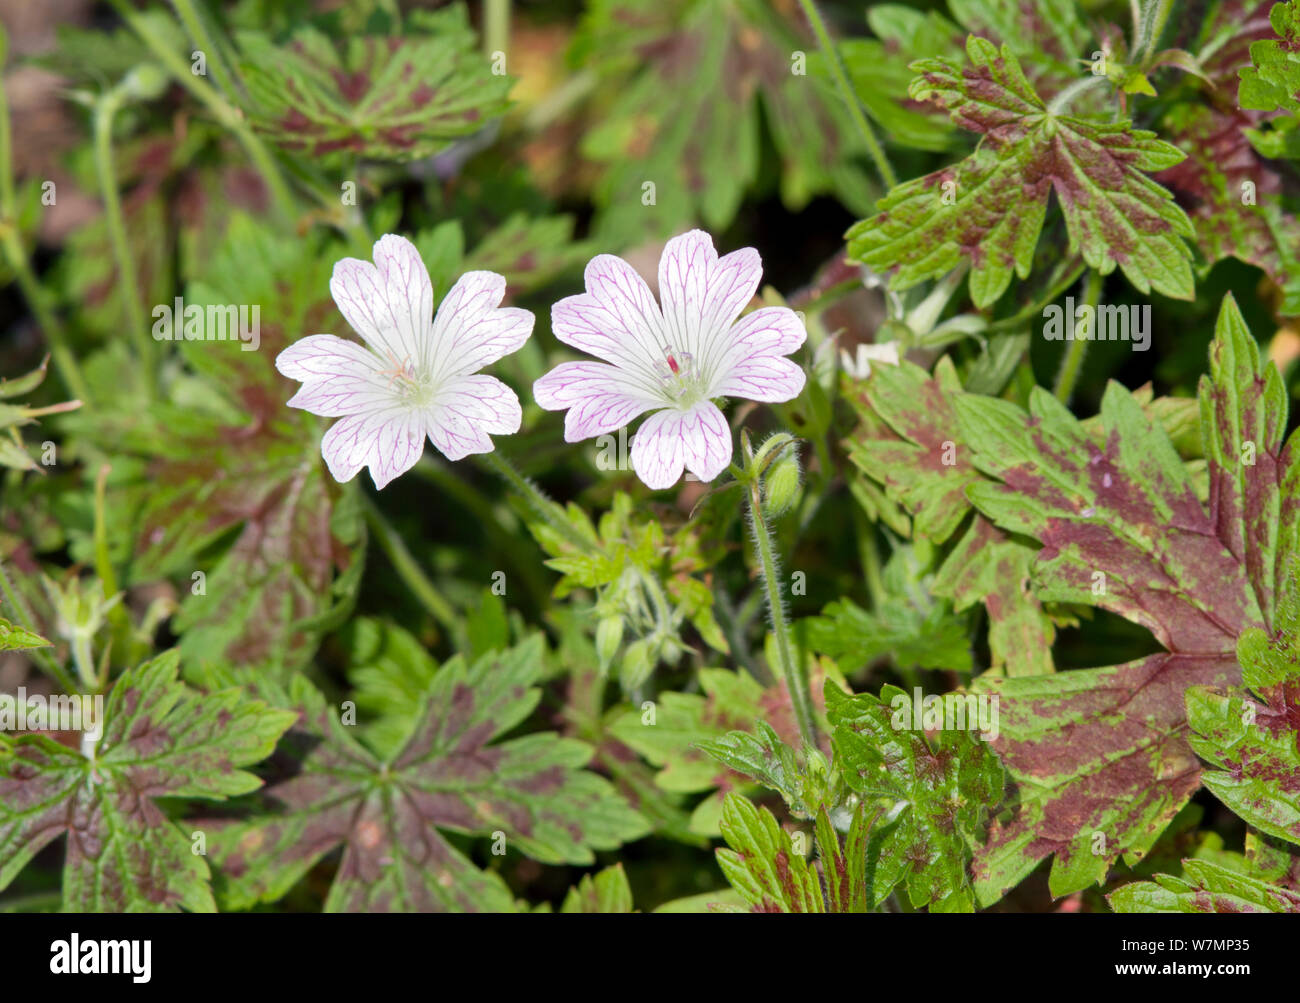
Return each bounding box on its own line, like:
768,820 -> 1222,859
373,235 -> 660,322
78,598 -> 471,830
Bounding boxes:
653,345 -> 697,402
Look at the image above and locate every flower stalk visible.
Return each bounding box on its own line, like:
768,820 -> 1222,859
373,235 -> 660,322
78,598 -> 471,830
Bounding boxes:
739,431 -> 818,749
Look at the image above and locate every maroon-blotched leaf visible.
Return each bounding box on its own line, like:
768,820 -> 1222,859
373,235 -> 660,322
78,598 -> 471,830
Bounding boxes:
207,637 -> 649,912
0,651 -> 295,911
961,294 -> 1296,899
848,36 -> 1196,307
235,7 -> 510,162
1157,2 -> 1299,305
845,357 -> 1055,676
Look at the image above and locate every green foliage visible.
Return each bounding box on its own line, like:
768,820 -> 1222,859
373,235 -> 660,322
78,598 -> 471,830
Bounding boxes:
1186,565 -> 1300,846
825,682 -> 1003,911
0,652 -> 295,910
236,6 -> 511,162
716,792 -> 876,913
964,296 -> 1297,901
848,37 -> 1196,307
206,637 -> 648,912
572,0 -> 875,240
6,0 -> 1300,920
1109,859 -> 1300,913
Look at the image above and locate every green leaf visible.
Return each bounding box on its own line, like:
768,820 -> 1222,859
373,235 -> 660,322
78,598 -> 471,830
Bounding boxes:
1109,859 -> 1300,912
1185,565 -> 1300,846
236,6 -> 510,162
844,357 -> 1055,675
0,617 -> 51,651
807,596 -> 973,674
208,637 -> 648,912
1240,1 -> 1300,115
0,651 -> 295,911
608,666 -> 824,835
698,720 -> 842,820
560,863 -> 635,913
715,792 -> 824,913
965,295 -> 1296,901
847,36 -> 1196,307
825,681 -> 1004,912
833,7 -> 962,153
65,216 -> 362,677
815,801 -> 873,913
574,0 -> 874,240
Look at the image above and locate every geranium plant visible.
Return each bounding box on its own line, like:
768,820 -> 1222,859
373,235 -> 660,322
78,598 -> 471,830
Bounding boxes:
0,0 -> 1298,927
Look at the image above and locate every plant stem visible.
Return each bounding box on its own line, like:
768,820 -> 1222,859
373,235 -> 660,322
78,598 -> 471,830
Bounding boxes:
0,233 -> 89,401
478,450 -> 592,552
411,455 -> 549,606
745,475 -> 818,749
360,493 -> 460,639
1053,268 -> 1102,404
93,95 -> 154,398
1132,0 -> 1175,64
484,0 -> 510,59
986,259 -> 1086,334
797,0 -> 897,190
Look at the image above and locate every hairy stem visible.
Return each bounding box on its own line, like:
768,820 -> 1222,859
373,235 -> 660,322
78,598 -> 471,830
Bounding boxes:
746,475 -> 818,749
1131,0 -> 1175,64
1053,268 -> 1103,404
479,450 -> 592,552
797,0 -> 898,190
484,0 -> 510,59
1045,75 -> 1109,115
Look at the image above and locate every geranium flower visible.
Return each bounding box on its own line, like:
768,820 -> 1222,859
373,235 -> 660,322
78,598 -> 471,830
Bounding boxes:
533,230 -> 806,489
276,234 -> 533,489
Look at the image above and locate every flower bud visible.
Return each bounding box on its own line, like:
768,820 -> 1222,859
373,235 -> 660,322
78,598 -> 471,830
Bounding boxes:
763,451 -> 802,517
123,64 -> 169,102
595,615 -> 623,672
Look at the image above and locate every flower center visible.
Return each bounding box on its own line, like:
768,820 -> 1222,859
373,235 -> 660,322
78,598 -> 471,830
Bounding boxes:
653,345 -> 702,405
379,352 -> 436,406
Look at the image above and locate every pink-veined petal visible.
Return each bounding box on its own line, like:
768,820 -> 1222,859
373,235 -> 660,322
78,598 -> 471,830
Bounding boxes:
275,334 -> 381,381
550,255 -> 666,375
286,376 -> 396,417
319,407 -> 426,490
657,230 -> 762,376
712,354 -> 807,403
429,271 -> 533,381
630,401 -> 732,490
330,235 -> 433,370
277,334 -> 396,417
533,361 -> 661,442
715,307 -> 806,365
432,374 -> 522,439
423,375 -> 521,462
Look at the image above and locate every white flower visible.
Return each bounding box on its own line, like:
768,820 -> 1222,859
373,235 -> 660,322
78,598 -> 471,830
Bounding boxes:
276,234 -> 533,489
839,341 -> 901,380
533,230 -> 807,490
